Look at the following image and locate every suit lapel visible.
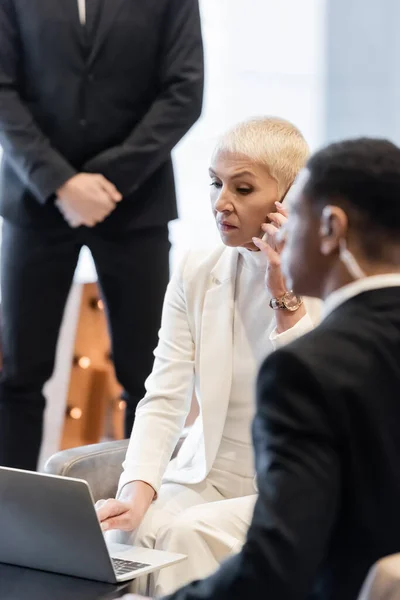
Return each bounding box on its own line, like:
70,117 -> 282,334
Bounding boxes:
199,248 -> 238,469
58,0 -> 86,48
86,0 -> 125,67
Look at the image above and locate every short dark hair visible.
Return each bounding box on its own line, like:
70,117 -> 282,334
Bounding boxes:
305,138 -> 400,258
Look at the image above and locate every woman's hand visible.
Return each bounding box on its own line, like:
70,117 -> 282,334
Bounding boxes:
95,481 -> 155,532
252,201 -> 287,297
253,201 -> 306,334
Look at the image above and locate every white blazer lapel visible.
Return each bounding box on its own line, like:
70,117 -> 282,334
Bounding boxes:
198,248 -> 238,471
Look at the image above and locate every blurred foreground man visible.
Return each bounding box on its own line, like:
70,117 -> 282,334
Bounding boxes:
127,138 -> 400,599
0,0 -> 203,469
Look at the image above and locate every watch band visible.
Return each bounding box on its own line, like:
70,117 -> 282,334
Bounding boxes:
269,291 -> 303,312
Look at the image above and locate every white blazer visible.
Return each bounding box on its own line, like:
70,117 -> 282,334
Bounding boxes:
119,246 -> 321,494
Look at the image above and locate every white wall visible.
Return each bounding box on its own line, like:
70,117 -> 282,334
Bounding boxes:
325,0 -> 400,144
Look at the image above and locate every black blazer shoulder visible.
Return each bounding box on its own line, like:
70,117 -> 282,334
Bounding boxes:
275,286 -> 400,377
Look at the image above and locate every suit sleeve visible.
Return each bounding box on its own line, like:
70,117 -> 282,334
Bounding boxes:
83,0 -> 204,197
118,254 -> 195,495
163,349 -> 340,600
0,0 -> 76,203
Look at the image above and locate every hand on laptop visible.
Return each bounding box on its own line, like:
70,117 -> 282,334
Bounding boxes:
96,498 -> 141,532
96,481 -> 156,532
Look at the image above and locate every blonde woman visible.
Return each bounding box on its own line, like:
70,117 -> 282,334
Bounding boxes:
97,117 -> 321,596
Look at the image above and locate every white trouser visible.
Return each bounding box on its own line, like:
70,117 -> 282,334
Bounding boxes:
107,467 -> 256,596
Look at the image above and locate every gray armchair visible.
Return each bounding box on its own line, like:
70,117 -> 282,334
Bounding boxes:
44,432 -> 187,503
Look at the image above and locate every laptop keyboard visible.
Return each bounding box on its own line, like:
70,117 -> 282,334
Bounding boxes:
112,557 -> 151,576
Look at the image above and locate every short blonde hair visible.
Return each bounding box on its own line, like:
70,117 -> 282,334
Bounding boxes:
213,116 -> 309,196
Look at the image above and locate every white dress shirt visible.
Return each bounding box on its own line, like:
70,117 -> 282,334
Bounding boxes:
214,248 -> 273,478
323,274 -> 400,319
77,0 -> 86,25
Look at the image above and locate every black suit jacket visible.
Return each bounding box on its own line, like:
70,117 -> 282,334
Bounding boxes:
0,0 -> 203,231
165,287 -> 400,600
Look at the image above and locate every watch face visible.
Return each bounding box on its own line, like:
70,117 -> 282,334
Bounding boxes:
283,292 -> 302,311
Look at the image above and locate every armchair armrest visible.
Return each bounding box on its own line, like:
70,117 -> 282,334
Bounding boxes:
43,440 -> 129,502
43,430 -> 189,503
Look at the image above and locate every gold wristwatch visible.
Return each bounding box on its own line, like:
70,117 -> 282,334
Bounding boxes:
269,291 -> 303,312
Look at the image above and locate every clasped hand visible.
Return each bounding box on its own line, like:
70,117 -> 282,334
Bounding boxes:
56,173 -> 122,228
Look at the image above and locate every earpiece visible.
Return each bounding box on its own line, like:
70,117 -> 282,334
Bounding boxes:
321,224 -> 331,236
321,206 -> 333,236
322,206 -> 332,218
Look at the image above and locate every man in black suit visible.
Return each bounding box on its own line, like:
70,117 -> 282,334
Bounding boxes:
0,0 -> 203,470
127,138 -> 400,600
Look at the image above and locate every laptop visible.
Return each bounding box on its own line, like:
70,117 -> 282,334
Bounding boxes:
0,467 -> 186,583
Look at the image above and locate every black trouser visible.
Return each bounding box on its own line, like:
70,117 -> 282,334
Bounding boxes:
0,220 -> 170,470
